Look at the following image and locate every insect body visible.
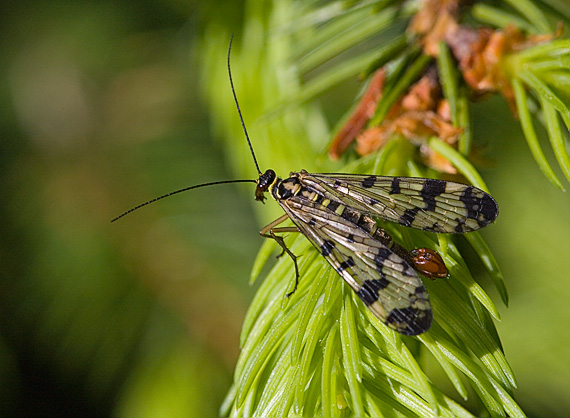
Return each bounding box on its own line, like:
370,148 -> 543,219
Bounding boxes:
254,169 -> 498,335
113,37 -> 499,336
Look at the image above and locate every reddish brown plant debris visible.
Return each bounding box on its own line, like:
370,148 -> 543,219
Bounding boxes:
419,142 -> 458,174
391,110 -> 461,145
353,126 -> 390,156
354,70 -> 461,173
355,110 -> 460,174
402,70 -> 441,111
330,62 -> 462,170
411,0 -> 558,107
329,68 -> 386,160
410,0 -> 461,56
329,0 -> 558,167
449,25 -> 558,110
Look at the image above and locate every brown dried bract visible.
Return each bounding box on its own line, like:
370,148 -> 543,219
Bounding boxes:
411,0 -> 559,109
355,71 -> 461,173
451,25 -> 558,110
329,68 -> 386,160
329,0 -> 557,166
392,111 -> 460,145
410,0 -> 461,56
401,70 -> 440,111
353,126 -> 391,156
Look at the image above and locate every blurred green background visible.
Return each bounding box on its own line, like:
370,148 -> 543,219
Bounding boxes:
0,1 -> 568,417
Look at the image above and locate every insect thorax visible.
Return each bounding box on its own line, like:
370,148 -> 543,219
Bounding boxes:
273,173 -> 401,250
272,176 -> 301,201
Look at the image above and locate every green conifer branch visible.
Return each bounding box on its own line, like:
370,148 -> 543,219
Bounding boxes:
198,0 -> 568,416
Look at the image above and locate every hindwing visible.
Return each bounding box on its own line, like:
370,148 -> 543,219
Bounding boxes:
278,194 -> 432,336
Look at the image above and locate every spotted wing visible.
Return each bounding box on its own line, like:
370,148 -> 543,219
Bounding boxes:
300,172 -> 499,233
279,196 -> 432,336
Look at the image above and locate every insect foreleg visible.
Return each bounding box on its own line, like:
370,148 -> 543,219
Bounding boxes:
260,215 -> 301,297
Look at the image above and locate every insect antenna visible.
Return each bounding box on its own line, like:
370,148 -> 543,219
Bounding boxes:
113,36 -> 262,223
228,34 -> 262,176
111,179 -> 257,222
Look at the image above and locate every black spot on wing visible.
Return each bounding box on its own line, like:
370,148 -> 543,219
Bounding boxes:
422,178 -> 446,196
386,307 -> 432,336
479,193 -> 499,222
357,278 -> 390,306
338,257 -> 355,272
420,179 -> 446,211
321,240 -> 335,256
454,217 -> 467,233
362,175 -> 376,188
400,207 -> 420,228
373,248 -> 392,275
389,178 -> 401,195
460,186 -> 499,227
414,284 -> 427,297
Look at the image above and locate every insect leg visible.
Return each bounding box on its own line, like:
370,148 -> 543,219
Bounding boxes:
260,214 -> 301,297
273,227 -> 302,258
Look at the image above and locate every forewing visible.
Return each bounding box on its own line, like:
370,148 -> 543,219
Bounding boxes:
280,196 -> 432,336
301,172 -> 498,233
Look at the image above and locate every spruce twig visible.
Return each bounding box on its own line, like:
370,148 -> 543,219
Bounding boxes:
198,0 -> 568,416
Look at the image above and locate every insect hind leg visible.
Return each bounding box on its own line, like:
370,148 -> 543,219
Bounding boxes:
273,227 -> 301,259
260,215 -> 301,297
